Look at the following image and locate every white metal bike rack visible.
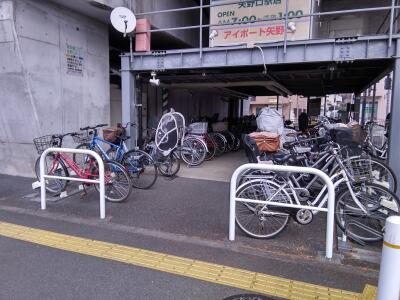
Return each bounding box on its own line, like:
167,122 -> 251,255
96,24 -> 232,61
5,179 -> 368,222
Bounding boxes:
39,147 -> 105,219
229,163 -> 335,260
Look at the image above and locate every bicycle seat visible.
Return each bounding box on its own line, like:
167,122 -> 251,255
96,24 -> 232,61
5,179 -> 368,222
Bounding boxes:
273,153 -> 306,165
272,153 -> 292,164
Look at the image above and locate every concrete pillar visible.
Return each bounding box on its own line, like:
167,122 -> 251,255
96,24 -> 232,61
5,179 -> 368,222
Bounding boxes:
121,56 -> 136,149
388,39 -> 400,196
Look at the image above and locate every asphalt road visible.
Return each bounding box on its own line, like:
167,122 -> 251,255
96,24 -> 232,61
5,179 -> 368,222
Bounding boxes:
0,174 -> 380,299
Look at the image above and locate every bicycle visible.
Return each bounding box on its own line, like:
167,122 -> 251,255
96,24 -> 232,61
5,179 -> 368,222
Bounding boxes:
73,123 -> 157,189
143,128 -> 181,177
155,111 -> 207,167
235,144 -> 400,243
33,133 -> 132,202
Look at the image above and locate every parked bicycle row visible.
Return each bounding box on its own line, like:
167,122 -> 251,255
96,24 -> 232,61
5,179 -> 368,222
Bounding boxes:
32,109 -> 242,203
236,115 -> 398,246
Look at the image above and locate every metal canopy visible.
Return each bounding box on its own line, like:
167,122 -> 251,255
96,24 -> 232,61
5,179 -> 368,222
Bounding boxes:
123,35 -> 397,96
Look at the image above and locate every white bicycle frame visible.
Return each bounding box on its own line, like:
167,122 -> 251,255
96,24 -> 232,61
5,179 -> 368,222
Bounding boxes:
230,163 -> 335,259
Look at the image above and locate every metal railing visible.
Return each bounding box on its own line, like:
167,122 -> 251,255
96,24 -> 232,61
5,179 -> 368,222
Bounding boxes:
133,1 -> 400,57
39,148 -> 105,219
229,163 -> 335,259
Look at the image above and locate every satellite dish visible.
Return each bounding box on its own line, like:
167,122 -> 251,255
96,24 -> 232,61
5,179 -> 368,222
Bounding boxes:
110,7 -> 136,37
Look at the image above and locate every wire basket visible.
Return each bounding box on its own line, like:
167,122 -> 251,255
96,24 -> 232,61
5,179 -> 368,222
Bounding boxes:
345,157 -> 373,182
188,122 -> 208,134
72,131 -> 93,143
33,135 -> 61,155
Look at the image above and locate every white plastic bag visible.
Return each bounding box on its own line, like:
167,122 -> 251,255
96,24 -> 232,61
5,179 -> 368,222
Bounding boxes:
256,107 -> 284,135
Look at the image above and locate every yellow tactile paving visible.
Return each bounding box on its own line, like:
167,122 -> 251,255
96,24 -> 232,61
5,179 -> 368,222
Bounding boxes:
0,221 -> 376,300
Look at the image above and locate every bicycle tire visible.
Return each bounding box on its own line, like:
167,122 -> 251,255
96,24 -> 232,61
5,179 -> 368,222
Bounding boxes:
122,149 -> 158,189
72,143 -> 91,168
158,151 -> 180,177
210,132 -> 226,156
94,160 -> 132,202
181,137 -> 206,166
34,155 -> 69,194
335,182 -> 400,242
235,179 -> 291,239
205,135 -> 217,161
222,131 -> 235,152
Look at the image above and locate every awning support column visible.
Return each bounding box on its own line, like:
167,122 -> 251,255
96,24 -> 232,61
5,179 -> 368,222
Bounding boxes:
121,55 -> 137,149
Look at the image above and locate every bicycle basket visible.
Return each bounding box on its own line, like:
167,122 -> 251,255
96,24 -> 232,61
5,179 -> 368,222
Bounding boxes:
72,131 -> 93,143
345,157 -> 373,182
103,127 -> 123,143
33,135 -> 62,155
188,122 -> 208,134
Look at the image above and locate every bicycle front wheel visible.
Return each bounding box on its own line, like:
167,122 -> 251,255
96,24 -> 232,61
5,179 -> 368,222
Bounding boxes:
94,160 -> 132,202
122,149 -> 158,189
235,179 -> 291,239
35,155 -> 69,194
335,182 -> 400,242
181,137 -> 206,166
158,151 -> 180,177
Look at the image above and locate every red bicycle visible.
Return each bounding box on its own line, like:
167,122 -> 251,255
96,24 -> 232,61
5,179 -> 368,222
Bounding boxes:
33,132 -> 132,202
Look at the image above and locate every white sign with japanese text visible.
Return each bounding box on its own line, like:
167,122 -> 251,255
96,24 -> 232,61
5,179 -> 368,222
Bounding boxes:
210,0 -> 312,47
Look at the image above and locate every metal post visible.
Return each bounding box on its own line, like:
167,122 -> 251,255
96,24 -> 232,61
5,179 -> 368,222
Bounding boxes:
361,91 -> 367,125
40,154 -> 46,210
283,0 -> 289,54
121,56 -> 137,149
389,39 -> 400,196
370,84 -> 377,122
199,0 -> 203,60
276,95 -> 279,110
229,163 -> 335,259
376,216 -> 400,300
389,0 -> 396,49
324,96 -> 327,116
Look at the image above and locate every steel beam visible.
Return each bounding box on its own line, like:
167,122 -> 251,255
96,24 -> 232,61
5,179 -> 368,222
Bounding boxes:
125,36 -> 397,72
121,56 -> 137,149
389,39 -> 400,196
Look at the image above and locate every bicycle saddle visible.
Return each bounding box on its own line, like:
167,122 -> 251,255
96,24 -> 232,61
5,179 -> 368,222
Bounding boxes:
273,153 -> 306,165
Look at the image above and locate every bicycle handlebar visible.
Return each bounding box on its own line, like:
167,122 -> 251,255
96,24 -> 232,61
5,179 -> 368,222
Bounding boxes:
80,124 -> 108,131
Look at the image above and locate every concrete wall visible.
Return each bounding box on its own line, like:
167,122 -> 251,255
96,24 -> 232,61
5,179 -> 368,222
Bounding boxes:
0,0 -> 110,177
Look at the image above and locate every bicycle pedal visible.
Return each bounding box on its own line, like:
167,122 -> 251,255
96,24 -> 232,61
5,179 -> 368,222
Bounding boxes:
79,192 -> 88,199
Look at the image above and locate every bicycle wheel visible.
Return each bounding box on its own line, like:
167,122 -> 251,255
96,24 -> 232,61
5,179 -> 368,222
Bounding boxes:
94,160 -> 132,202
158,151 -> 180,177
72,143 -> 91,169
232,135 -> 241,151
335,182 -> 400,242
181,137 -> 207,166
210,132 -> 226,156
205,135 -> 217,161
35,155 -> 68,194
235,179 -> 291,239
222,131 -> 235,152
122,149 -> 158,189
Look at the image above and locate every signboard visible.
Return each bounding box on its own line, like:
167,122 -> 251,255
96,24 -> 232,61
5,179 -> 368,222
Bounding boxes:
66,44 -> 84,76
210,0 -> 312,47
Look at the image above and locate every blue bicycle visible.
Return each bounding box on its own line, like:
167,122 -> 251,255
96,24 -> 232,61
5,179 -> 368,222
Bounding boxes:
72,123 -> 158,189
